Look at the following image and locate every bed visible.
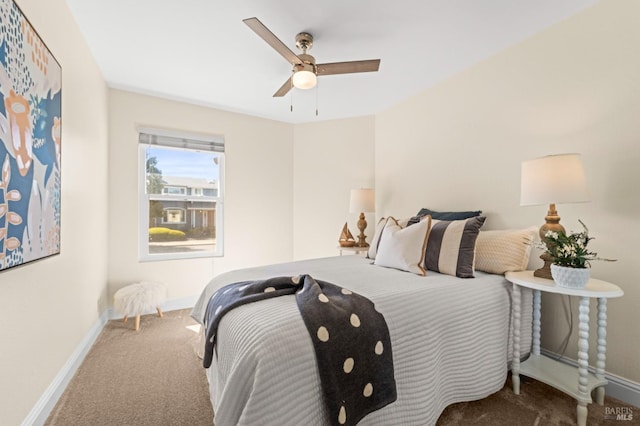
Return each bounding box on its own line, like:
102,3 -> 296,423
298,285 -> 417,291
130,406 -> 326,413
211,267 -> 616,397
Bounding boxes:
191,254 -> 533,425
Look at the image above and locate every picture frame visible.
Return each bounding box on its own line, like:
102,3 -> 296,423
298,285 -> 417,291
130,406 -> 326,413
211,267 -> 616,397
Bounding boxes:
0,0 -> 62,271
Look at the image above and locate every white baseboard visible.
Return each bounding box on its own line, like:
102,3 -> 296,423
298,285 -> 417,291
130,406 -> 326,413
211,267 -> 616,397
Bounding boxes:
108,295 -> 198,319
23,296 -> 198,425
21,309 -> 110,426
162,295 -> 198,313
540,348 -> 640,408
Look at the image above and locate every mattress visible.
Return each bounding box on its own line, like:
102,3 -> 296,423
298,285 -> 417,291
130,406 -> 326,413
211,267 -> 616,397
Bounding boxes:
192,255 -> 532,425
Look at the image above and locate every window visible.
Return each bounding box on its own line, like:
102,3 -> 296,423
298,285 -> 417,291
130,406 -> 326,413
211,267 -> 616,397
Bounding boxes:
163,208 -> 185,224
138,128 -> 224,261
162,186 -> 186,195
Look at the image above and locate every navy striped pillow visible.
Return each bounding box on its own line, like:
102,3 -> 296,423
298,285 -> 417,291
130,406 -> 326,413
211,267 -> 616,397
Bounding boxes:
424,216 -> 486,278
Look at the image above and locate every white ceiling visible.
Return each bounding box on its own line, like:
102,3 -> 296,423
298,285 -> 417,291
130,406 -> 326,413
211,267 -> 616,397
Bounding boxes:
64,0 -> 597,124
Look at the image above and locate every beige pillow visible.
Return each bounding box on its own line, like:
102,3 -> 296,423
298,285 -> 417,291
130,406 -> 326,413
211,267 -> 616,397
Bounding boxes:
374,216 -> 432,275
475,227 -> 538,274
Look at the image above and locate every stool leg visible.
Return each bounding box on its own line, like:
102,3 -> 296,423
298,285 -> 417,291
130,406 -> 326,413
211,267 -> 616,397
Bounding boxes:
134,315 -> 140,332
123,315 -> 128,324
157,307 -> 163,318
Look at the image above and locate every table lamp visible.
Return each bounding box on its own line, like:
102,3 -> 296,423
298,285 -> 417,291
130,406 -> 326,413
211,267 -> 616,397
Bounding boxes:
520,153 -> 590,279
349,188 -> 375,247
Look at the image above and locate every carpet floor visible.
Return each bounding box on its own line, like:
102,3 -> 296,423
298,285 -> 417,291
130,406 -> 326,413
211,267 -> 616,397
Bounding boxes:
45,309 -> 213,426
46,309 -> 637,425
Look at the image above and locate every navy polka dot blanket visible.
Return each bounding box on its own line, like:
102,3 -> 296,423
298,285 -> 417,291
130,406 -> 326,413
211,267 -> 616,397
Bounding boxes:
203,274 -> 397,425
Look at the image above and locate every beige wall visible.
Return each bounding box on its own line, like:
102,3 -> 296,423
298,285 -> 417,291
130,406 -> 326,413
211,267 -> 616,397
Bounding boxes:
108,90 -> 294,302
107,94 -> 374,297
375,0 -> 640,382
0,0 -> 110,424
293,116 -> 375,260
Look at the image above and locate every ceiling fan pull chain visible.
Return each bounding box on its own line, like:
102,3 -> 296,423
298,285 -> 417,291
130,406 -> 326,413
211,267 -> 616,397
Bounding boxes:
315,79 -> 319,117
290,73 -> 294,112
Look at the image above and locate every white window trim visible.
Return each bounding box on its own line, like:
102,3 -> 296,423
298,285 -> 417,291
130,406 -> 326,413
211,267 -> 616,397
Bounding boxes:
138,142 -> 225,262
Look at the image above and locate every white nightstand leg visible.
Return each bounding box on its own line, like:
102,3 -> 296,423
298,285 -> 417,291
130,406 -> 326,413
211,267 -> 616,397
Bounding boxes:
577,403 -> 588,426
532,290 -> 541,356
577,296 -> 590,426
512,283 -> 521,395
596,297 -> 607,405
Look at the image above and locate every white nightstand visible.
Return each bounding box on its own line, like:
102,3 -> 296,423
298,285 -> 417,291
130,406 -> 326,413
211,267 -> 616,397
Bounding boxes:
505,270 -> 623,426
338,246 -> 368,256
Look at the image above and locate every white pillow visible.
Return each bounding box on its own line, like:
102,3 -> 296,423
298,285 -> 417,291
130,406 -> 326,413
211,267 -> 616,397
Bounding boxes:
367,216 -> 413,260
475,227 -> 538,274
367,217 -> 387,259
374,216 -> 432,275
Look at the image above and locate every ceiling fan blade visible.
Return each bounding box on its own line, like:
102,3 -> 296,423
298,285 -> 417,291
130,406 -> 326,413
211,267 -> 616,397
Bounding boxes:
273,76 -> 293,97
243,17 -> 301,65
317,59 -> 381,76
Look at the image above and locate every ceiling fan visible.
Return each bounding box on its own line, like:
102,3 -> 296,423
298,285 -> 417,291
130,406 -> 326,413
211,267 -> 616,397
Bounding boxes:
243,17 -> 381,97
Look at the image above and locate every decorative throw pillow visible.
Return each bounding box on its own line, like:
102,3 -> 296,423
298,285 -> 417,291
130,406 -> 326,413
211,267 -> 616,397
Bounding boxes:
475,227 -> 538,274
374,216 -> 432,275
424,216 -> 486,278
367,216 -> 414,260
408,208 -> 482,225
367,217 -> 387,259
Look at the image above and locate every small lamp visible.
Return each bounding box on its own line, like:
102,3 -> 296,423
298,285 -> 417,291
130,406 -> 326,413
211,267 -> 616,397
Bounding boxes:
520,153 -> 590,279
349,188 -> 375,248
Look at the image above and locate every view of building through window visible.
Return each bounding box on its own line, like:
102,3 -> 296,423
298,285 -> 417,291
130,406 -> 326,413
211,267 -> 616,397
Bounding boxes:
141,143 -> 223,260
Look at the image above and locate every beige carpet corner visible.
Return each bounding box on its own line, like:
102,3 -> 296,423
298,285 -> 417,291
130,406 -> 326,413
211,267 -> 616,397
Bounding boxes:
46,309 -> 637,425
45,309 -> 213,426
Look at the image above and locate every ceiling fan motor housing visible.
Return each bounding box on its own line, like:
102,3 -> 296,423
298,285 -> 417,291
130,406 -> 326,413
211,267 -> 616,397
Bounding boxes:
294,62 -> 316,74
295,32 -> 313,53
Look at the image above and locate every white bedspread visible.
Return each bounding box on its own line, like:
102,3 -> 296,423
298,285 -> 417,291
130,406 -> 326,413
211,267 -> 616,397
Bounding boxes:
192,255 -> 532,426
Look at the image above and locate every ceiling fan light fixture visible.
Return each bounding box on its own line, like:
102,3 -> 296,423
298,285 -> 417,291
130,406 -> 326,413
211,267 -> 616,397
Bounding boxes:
292,69 -> 317,90
242,18 -> 380,97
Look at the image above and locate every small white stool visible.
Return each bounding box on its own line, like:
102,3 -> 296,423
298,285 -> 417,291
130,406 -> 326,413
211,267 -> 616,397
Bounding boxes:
114,281 -> 167,331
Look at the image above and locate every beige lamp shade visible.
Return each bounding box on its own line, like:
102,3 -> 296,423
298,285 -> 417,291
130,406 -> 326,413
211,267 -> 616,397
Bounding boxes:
349,189 -> 375,213
520,154 -> 590,206
520,153 -> 590,280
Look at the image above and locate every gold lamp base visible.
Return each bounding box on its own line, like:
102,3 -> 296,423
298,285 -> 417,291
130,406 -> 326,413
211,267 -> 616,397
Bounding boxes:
534,253 -> 554,280
534,203 -> 565,280
355,212 -> 369,248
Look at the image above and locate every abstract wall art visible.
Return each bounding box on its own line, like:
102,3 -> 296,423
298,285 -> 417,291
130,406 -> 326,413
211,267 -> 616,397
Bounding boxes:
0,0 -> 61,271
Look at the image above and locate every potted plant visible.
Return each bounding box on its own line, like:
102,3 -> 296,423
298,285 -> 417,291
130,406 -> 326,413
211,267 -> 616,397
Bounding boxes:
542,220 -> 614,288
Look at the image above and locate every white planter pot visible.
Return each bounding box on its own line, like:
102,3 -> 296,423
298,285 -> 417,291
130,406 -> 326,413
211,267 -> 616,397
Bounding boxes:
550,264 -> 590,289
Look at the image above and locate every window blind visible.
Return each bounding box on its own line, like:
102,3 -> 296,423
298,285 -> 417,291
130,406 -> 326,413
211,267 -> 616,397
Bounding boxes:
138,128 -> 224,153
